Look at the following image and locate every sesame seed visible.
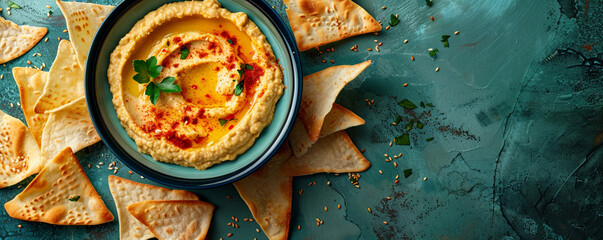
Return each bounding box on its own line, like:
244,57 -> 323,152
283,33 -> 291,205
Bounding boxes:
384,154 -> 388,157
321,60 -> 326,63
324,206 -> 328,211
395,180 -> 399,183
396,175 -> 399,179
455,31 -> 460,35
423,177 -> 428,181
227,233 -> 233,237
316,221 -> 320,226
10,103 -> 13,108
298,225 -> 301,230
411,56 -> 415,61
387,196 -> 391,200
338,204 -> 341,209
0,74 -> 3,80
47,12 -> 50,17
141,176 -> 145,179
367,48 -> 372,51
379,170 -> 383,174
378,42 -> 383,46
393,162 -> 398,167
386,26 -> 391,30
99,162 -> 104,165
361,149 -> 366,153
63,29 -> 68,33
428,48 -> 434,51
299,188 -> 303,195
435,67 -> 440,72
128,171 -> 133,174
403,83 -> 408,87
256,228 -> 260,232
368,208 -> 372,213
7,10 -> 11,15
404,39 -> 409,44
327,181 -> 330,185
18,224 -> 22,228
430,16 -> 434,21
389,141 -> 393,147
58,37 -> 61,41
375,45 -> 380,52
381,6 -> 386,10
45,38 -> 48,42
330,60 -> 335,63
374,32 -> 379,35
26,60 -> 31,64
6,7 -> 10,11
88,164 -> 91,168
383,221 -> 388,225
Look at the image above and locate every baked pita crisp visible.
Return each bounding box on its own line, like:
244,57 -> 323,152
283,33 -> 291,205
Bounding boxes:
12,67 -> 49,146
281,131 -> 370,176
40,96 -> 100,162
34,40 -> 84,114
233,144 -> 292,240
298,60 -> 371,142
284,0 -> 381,51
56,0 -> 114,68
108,175 -> 199,240
4,147 -> 114,225
0,110 -> 43,188
128,200 -> 214,240
0,17 -> 47,64
290,103 -> 364,157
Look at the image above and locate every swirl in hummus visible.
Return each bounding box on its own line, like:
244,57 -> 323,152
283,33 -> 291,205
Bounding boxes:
107,0 -> 284,170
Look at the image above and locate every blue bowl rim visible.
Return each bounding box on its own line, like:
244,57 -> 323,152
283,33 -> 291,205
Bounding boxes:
85,0 -> 302,189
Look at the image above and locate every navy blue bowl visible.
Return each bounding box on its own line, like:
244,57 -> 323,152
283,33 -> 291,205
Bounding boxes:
85,0 -> 302,189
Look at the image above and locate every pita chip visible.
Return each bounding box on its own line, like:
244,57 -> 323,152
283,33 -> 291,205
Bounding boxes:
34,40 -> 84,114
281,131 -> 370,176
12,67 -> 49,146
284,0 -> 381,51
128,200 -> 214,240
233,145 -> 292,240
298,60 -> 371,142
56,0 -> 114,68
40,96 -> 100,162
108,175 -> 199,240
290,103 -> 364,157
0,17 -> 47,64
0,110 -> 43,188
4,147 -> 114,225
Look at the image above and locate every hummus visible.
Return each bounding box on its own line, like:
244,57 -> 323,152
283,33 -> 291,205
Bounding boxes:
108,0 -> 284,170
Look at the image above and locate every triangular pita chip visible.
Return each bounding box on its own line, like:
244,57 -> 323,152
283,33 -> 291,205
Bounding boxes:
284,0 -> 381,51
233,144 -> 292,240
56,0 -> 114,68
0,110 -> 43,188
12,67 -> 49,146
0,17 -> 47,64
34,40 -> 84,114
128,200 -> 214,240
40,96 -> 100,161
108,175 -> 199,240
289,103 -> 364,157
281,131 -> 370,176
4,147 -> 114,225
298,60 -> 371,141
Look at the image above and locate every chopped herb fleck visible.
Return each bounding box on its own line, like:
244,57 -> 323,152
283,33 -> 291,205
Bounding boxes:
68,196 -> 80,202
441,35 -> 451,48
405,121 -> 414,131
219,119 -> 228,126
426,103 -> 434,107
426,137 -> 434,142
425,0 -> 433,7
245,64 -> 253,70
8,1 -> 21,9
403,169 -> 413,178
389,14 -> 400,26
429,48 -> 439,57
180,47 -> 190,59
420,101 -> 426,108
48,10 -> 53,16
394,134 -> 410,145
416,121 -> 424,129
394,115 -> 402,125
227,39 -> 234,44
234,80 -> 244,96
397,99 -> 417,110
145,77 -> 182,105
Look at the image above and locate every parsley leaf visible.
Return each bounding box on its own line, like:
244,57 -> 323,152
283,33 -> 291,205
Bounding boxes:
245,64 -> 253,70
394,134 -> 410,145
420,101 -> 426,108
227,39 -> 233,44
8,1 -> 21,9
425,0 -> 433,7
234,80 -> 244,96
398,99 -> 417,110
426,137 -> 434,142
219,119 -> 228,126
68,196 -> 80,202
394,115 -> 402,125
403,169 -> 413,178
133,56 -> 162,84
156,77 -> 182,93
416,121 -> 424,129
145,82 -> 160,105
389,14 -> 400,26
441,35 -> 451,48
405,121 -> 414,131
180,47 -> 189,59
429,48 -> 439,57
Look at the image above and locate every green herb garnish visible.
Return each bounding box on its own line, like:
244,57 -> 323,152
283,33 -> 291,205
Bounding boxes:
416,121 -> 424,129
389,14 -> 400,26
227,39 -> 233,44
398,99 -> 417,110
133,56 -> 162,84
394,115 -> 402,125
420,101 -> 426,108
429,48 -> 439,57
426,103 -> 434,107
441,35 -> 451,48
426,137 -> 434,142
245,64 -> 253,70
234,80 -> 244,96
405,121 -> 414,131
145,77 -> 182,105
425,0 -> 433,7
403,169 -> 413,178
394,134 -> 410,145
219,119 -> 228,126
48,10 -> 53,16
69,196 -> 80,202
8,1 -> 21,9
180,47 -> 190,59
349,175 -> 358,184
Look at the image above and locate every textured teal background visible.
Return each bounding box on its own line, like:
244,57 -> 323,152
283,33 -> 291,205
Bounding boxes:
0,0 -> 601,239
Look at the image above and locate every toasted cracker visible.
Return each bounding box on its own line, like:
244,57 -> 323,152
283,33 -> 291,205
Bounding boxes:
128,200 -> 214,240
298,60 -> 371,142
284,0 -> 381,51
0,17 -> 47,64
108,175 -> 199,240
290,103 -> 364,157
281,131 -> 370,176
12,67 -> 49,146
233,144 -> 292,240
34,40 -> 84,114
56,0 -> 114,68
0,110 -> 43,188
4,147 -> 114,225
40,96 -> 100,162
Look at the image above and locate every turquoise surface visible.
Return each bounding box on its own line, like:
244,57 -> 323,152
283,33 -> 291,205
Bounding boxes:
0,0 -> 601,239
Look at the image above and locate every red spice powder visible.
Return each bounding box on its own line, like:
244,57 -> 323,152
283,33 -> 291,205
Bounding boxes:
164,131 -> 192,149
173,37 -> 182,44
